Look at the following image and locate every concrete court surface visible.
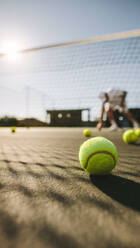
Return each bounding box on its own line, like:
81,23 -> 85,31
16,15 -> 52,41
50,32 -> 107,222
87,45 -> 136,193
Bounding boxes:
0,127 -> 139,248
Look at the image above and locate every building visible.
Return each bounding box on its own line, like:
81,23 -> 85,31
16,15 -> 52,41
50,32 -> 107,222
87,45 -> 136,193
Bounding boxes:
46,109 -> 91,127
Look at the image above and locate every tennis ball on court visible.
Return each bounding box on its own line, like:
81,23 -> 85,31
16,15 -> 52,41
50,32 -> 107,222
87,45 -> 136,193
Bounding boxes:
135,128 -> 140,137
122,129 -> 138,144
79,136 -> 118,175
83,128 -> 92,137
11,126 -> 16,133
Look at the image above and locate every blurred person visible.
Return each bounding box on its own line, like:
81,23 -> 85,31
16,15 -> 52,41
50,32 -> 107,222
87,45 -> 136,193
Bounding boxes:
97,88 -> 139,131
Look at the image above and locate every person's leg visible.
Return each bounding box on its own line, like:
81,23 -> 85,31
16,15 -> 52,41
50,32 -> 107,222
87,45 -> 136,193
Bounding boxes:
125,110 -> 139,128
106,106 -> 114,122
106,105 -> 119,130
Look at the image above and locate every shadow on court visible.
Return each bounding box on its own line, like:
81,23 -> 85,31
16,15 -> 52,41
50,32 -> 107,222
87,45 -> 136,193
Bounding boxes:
90,174 -> 140,211
38,223 -> 82,248
130,143 -> 140,146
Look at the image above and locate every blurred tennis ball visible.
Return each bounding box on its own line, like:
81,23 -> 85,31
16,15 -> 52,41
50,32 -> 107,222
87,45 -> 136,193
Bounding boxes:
79,136 -> 118,175
11,126 -> 16,133
135,128 -> 140,137
83,128 -> 92,137
122,129 -> 138,144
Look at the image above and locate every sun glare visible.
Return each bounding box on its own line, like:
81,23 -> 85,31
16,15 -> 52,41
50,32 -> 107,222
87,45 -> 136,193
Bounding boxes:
2,41 -> 20,61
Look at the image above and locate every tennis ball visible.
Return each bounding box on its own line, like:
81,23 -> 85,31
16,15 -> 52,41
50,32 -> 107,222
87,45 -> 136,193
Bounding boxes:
83,128 -> 92,137
135,128 -> 140,137
122,129 -> 138,144
79,136 -> 118,175
11,126 -> 16,133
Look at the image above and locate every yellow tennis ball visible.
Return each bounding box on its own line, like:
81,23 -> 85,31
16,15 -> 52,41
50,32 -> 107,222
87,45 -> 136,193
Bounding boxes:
11,126 -> 16,133
79,136 -> 118,175
122,129 -> 138,144
83,128 -> 92,137
135,128 -> 140,137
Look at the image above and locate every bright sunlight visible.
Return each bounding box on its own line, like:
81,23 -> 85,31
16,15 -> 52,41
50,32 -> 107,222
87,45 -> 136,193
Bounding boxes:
2,41 -> 20,61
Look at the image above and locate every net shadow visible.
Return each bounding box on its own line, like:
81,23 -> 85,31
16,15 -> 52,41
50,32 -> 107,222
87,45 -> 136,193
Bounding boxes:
0,209 -> 21,239
38,223 -> 82,248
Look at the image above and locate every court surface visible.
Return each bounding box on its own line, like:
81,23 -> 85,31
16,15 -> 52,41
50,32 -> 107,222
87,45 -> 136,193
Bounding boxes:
0,127 -> 140,248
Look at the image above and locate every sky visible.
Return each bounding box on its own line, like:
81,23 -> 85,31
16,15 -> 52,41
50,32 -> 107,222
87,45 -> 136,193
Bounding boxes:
0,0 -> 140,120
0,0 -> 140,50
